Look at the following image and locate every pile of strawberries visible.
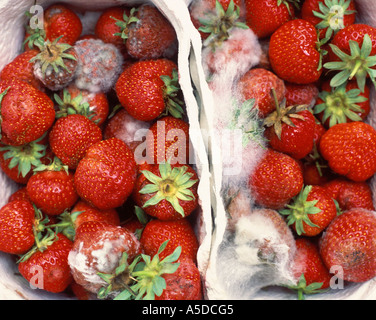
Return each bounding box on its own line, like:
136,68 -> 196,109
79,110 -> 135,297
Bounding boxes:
0,3 -> 203,300
190,0 -> 376,299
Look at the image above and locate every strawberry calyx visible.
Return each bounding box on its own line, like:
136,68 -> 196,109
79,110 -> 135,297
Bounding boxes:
160,69 -> 185,119
47,209 -> 84,241
33,155 -> 69,174
279,185 -> 321,235
30,36 -> 77,75
139,162 -> 198,218
54,88 -> 98,122
312,0 -> 356,41
263,89 -> 309,140
278,0 -> 301,17
286,274 -> 327,300
313,83 -> 367,127
23,9 -> 46,51
112,7 -> 139,41
199,0 -> 248,50
324,34 -> 376,92
0,134 -> 48,178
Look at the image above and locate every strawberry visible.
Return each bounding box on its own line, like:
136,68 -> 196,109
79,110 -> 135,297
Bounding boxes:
301,0 -> 356,41
115,59 -> 184,121
140,218 -> 199,263
248,149 -> 304,209
7,187 -> 30,203
269,19 -> 324,84
145,116 -> 190,165
124,4 -> 177,60
26,157 -> 79,216
48,114 -> 103,170
18,232 -> 73,293
54,84 -> 109,126
280,185 -> 337,236
284,82 -> 319,107
263,94 -> 316,160
244,0 -> 298,39
319,208 -> 376,282
236,67 -> 285,118
319,121 -> 376,181
288,237 -> 331,300
68,221 -> 141,295
103,108 -> 151,153
0,79 -> 55,146
155,257 -> 202,300
0,200 -> 38,254
74,138 -> 137,210
133,162 -> 199,220
0,50 -> 43,91
324,23 -> 376,92
31,37 -> 78,91
313,79 -> 370,128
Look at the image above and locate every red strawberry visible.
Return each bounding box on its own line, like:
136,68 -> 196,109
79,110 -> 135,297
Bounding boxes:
49,114 -> 103,170
55,84 -> 109,126
133,162 -> 199,220
155,257 -> 202,300
319,208 -> 376,282
244,0 -> 298,39
248,149 -> 304,209
301,0 -> 356,40
324,23 -> 376,92
68,221 -> 141,294
0,200 -> 37,254
319,121 -> 376,182
74,138 -> 137,210
269,19 -> 323,84
0,79 -> 55,146
280,185 -> 337,236
289,237 -> 331,300
263,99 -> 316,160
0,50 -> 43,91
18,233 -> 73,293
313,79 -> 370,128
284,82 -> 319,107
145,116 -> 190,165
236,67 -> 285,118
125,4 -> 177,60
140,218 -> 199,262
7,187 -> 30,203
115,59 -> 184,121
26,157 -> 79,216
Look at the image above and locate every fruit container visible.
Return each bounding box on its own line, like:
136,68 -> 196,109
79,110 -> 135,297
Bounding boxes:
0,0 -> 212,299
189,0 -> 376,299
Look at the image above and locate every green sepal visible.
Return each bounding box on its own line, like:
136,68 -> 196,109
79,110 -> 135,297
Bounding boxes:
112,7 -> 139,41
32,155 -> 69,175
285,274 -> 329,300
160,69 -> 185,119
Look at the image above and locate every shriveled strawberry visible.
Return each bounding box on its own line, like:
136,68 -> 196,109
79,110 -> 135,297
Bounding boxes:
269,19 -> 323,84
244,0 -> 298,39
284,82 -> 319,107
320,208 -> 376,282
0,79 -> 55,146
248,149 -> 304,209
133,162 -> 199,220
319,121 -> 376,181
288,237 -> 331,300
125,4 -> 177,60
155,257 -> 202,300
115,59 -> 184,121
26,157 -> 79,216
74,138 -> 137,210
236,67 -> 285,118
301,0 -> 356,41
0,50 -> 43,91
313,79 -> 370,128
263,95 -> 316,160
280,185 -> 337,236
49,114 -> 103,170
145,116 -> 190,165
140,218 -> 199,262
18,233 -> 73,293
54,84 -> 109,126
68,221 -> 141,295
324,23 -> 376,92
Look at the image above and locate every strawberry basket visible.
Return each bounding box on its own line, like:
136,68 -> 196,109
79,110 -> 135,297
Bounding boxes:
0,0 -> 212,299
190,0 -> 376,300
